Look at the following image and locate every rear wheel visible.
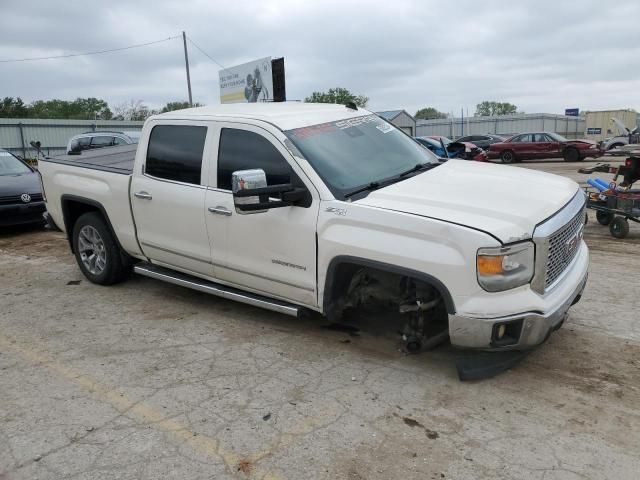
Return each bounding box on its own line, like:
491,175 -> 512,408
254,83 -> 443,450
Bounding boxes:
609,216 -> 629,239
72,212 -> 129,285
500,150 -> 516,164
596,210 -> 613,226
563,147 -> 580,162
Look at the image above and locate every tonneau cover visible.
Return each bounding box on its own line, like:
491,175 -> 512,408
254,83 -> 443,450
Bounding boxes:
44,144 -> 136,174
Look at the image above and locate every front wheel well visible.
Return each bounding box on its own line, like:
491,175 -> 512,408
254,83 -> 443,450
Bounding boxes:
323,257 -> 455,321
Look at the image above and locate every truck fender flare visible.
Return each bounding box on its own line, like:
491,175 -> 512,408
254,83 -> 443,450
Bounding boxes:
323,255 -> 456,315
60,194 -> 125,254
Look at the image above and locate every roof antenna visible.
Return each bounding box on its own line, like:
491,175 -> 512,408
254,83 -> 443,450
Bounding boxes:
345,101 -> 358,111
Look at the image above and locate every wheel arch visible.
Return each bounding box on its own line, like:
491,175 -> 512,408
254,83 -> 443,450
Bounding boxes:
60,194 -> 124,254
322,255 -> 456,318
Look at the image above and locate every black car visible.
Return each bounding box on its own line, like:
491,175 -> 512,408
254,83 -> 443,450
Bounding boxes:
456,134 -> 505,150
0,149 -> 46,226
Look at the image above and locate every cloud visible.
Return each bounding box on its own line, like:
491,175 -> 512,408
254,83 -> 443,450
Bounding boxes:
1,0 -> 638,115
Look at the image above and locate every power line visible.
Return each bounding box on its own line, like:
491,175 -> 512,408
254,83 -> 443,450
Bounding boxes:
0,35 -> 181,64
186,36 -> 226,69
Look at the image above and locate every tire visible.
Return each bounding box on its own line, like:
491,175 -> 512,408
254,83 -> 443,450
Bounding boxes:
72,212 -> 129,285
563,147 -> 579,162
596,210 -> 613,226
500,150 -> 516,164
609,216 -> 629,239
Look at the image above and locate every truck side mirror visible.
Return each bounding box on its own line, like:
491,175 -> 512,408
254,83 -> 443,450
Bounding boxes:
232,169 -> 309,214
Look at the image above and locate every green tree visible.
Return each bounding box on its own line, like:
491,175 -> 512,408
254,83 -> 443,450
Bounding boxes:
474,101 -> 518,116
0,97 -> 29,117
27,97 -> 112,119
414,107 -> 448,120
160,101 -> 203,113
304,87 -> 368,108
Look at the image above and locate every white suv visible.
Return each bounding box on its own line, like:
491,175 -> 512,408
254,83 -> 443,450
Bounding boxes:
66,131 -> 141,154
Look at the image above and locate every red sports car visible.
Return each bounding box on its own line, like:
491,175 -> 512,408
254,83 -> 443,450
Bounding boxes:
487,132 -> 601,163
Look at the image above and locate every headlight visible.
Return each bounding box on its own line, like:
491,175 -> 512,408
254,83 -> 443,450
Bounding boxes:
477,242 -> 534,292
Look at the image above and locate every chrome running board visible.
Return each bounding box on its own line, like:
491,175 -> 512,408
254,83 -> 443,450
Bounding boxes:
134,263 -> 300,317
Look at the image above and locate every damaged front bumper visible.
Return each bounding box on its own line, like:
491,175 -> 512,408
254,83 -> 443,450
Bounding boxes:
448,271 -> 588,351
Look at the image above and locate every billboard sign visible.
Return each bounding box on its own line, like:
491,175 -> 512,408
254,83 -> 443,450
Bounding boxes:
565,108 -> 579,117
219,57 -> 273,104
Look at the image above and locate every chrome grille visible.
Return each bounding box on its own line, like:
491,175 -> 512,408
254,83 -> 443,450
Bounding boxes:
0,193 -> 43,205
545,206 -> 585,288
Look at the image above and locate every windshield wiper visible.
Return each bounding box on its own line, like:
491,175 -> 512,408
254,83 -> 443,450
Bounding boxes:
343,163 -> 439,200
397,162 -> 437,178
344,181 -> 381,199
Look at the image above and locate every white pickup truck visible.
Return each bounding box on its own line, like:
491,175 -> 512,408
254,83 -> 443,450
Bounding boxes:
39,103 -> 588,356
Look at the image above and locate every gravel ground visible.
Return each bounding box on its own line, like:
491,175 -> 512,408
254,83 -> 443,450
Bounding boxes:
1,158 -> 639,480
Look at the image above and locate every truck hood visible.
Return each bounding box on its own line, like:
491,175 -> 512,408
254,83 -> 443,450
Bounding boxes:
355,160 -> 579,243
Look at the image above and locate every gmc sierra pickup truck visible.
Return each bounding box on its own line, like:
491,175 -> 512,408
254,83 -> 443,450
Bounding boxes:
38,103 -> 588,357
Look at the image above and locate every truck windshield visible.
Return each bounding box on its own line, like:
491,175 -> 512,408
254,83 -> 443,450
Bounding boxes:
285,114 -> 439,199
0,151 -> 31,176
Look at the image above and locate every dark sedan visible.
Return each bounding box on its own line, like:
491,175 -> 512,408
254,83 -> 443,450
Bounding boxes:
0,149 -> 46,226
488,132 -> 602,163
456,134 -> 506,150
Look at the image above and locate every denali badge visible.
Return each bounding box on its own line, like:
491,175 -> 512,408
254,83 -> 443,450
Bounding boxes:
21,193 -> 31,203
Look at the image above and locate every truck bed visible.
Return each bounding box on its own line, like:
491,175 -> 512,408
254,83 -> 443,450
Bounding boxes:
44,144 -> 136,175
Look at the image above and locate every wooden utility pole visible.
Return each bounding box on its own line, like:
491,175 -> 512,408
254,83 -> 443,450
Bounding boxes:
182,31 -> 193,107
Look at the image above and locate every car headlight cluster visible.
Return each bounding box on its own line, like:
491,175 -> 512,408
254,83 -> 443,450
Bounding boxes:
477,242 -> 535,292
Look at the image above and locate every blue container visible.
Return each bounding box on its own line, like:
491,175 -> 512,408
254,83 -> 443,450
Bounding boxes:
587,179 -> 606,191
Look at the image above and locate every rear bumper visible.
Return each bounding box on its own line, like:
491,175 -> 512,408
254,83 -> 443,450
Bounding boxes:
0,201 -> 46,226
449,270 -> 588,351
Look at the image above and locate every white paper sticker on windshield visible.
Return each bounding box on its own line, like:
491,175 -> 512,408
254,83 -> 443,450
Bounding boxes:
376,123 -> 394,134
0,151 -> 12,156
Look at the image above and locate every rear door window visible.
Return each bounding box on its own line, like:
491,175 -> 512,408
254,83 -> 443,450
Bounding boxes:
70,137 -> 91,152
217,128 -> 292,190
90,136 -> 115,147
513,134 -> 532,143
146,125 -> 207,185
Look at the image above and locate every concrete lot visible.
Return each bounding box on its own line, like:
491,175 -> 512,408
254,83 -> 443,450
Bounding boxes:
1,158 -> 639,480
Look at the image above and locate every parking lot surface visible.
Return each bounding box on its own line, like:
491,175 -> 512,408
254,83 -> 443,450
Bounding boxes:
1,159 -> 639,480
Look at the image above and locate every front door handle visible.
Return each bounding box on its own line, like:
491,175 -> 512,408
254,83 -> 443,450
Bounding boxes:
134,191 -> 153,200
208,206 -> 232,216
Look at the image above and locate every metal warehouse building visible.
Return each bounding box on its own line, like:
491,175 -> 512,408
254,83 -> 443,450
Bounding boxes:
376,110 -> 417,136
0,118 -> 144,158
416,113 -> 586,140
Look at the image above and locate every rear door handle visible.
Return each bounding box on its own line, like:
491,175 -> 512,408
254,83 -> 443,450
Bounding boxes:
134,191 -> 153,200
208,206 -> 232,216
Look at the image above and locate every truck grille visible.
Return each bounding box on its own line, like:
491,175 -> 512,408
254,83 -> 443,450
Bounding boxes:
545,206 -> 585,288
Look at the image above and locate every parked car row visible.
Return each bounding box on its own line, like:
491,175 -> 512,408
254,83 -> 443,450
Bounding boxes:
487,132 -> 601,163
414,136 -> 487,161
415,131 -> 602,164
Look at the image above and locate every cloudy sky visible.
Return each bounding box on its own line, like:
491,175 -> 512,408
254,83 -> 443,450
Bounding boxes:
1,0 -> 639,116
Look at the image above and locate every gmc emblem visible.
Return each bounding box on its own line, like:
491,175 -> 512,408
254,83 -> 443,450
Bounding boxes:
564,227 -> 583,257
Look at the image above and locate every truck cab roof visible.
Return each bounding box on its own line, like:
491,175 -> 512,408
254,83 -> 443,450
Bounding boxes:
153,102 -> 369,131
